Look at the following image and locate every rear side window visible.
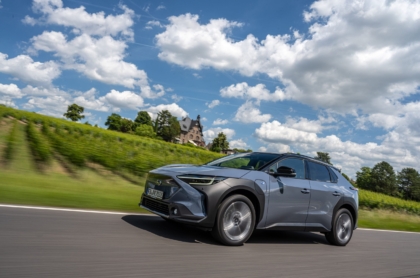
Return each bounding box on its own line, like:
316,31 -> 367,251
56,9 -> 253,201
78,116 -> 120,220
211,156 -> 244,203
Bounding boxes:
269,158 -> 306,179
307,161 -> 331,182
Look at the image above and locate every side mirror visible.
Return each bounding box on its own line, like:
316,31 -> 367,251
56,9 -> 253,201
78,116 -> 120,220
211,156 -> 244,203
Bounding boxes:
273,166 -> 296,177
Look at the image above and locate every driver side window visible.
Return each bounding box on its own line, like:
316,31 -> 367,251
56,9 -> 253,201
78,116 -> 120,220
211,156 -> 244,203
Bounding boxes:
269,158 -> 306,179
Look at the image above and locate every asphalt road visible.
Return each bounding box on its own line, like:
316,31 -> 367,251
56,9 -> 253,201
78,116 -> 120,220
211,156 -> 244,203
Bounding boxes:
1,206 -> 420,278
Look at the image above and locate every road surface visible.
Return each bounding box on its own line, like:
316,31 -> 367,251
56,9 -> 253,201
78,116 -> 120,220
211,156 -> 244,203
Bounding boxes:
1,206 -> 419,278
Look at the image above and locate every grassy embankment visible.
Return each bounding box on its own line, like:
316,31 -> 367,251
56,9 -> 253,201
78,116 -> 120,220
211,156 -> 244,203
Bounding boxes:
0,106 -> 420,231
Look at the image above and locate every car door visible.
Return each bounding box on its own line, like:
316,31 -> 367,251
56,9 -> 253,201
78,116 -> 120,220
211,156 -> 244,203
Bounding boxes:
306,160 -> 342,231
265,158 -> 311,230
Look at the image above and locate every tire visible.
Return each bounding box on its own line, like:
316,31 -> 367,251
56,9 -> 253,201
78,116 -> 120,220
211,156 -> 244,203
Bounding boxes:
325,208 -> 354,246
211,195 -> 256,246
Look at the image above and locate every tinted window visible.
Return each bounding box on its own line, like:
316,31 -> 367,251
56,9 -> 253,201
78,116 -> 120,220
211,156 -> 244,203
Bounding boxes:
269,158 -> 306,179
206,152 -> 280,170
308,161 -> 331,182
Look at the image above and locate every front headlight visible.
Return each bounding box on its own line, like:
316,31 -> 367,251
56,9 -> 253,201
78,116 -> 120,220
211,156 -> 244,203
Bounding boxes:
177,175 -> 227,186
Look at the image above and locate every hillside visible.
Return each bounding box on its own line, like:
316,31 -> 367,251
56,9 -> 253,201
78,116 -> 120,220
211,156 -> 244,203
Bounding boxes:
1,106 -> 420,231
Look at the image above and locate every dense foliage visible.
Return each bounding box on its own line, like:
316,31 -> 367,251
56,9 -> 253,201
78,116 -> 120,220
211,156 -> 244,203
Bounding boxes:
210,132 -> 229,152
3,119 -> 19,162
63,103 -> 85,122
26,121 -> 51,163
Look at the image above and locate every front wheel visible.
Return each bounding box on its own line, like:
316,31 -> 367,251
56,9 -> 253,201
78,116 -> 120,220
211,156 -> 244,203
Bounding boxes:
325,208 -> 354,246
212,195 -> 256,246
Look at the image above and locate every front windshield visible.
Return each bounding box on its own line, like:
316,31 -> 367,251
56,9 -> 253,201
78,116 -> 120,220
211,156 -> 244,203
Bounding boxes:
205,153 -> 281,170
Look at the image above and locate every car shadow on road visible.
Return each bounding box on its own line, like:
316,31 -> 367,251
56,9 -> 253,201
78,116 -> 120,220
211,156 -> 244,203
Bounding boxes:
122,215 -> 330,246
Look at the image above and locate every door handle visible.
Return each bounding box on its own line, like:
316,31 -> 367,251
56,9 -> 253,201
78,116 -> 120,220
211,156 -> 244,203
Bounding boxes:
332,191 -> 341,196
301,188 -> 310,194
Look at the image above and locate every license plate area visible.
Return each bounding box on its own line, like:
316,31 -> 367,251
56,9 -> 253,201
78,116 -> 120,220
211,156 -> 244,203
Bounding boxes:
147,188 -> 164,200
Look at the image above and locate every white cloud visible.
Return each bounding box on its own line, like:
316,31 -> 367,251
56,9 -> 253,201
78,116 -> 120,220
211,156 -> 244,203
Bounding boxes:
0,52 -> 60,86
203,127 -> 235,142
24,0 -> 135,39
156,13 -> 245,70
155,2 -> 420,114
23,95 -> 70,117
230,139 -> 248,149
0,83 -> 24,98
26,1 -> 165,98
100,90 -> 144,111
73,88 -> 111,112
193,73 -> 202,79
255,120 -> 419,176
284,115 -> 336,133
22,85 -> 69,97
213,118 -> 228,125
156,5 -> 165,10
145,20 -> 163,30
234,101 -> 271,123
146,103 -> 188,119
207,99 -> 220,109
220,82 -> 287,102
171,94 -> 183,102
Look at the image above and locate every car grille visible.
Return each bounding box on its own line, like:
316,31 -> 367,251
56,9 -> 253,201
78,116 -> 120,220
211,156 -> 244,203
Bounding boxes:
142,197 -> 169,216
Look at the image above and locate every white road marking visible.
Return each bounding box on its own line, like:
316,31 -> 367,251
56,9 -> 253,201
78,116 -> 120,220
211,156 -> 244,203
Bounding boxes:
1,204 -> 419,234
357,228 -> 420,234
0,204 -> 156,216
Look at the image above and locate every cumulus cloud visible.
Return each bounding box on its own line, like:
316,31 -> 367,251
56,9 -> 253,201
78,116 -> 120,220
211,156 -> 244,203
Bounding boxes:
0,53 -> 60,86
230,139 -> 248,149
146,103 -> 188,119
220,82 -> 287,102
24,0 -> 135,39
22,85 -> 69,97
283,115 -> 336,133
203,127 -> 235,142
24,95 -> 71,117
155,2 -> 420,114
255,120 -> 419,176
26,1 -> 166,98
100,90 -> 144,111
145,20 -> 163,30
0,83 -> 24,98
207,99 -> 220,108
234,101 -> 271,123
213,118 -> 228,125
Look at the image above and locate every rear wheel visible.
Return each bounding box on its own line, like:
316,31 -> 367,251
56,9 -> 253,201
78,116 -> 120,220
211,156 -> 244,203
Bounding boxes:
325,208 -> 354,246
212,195 -> 256,246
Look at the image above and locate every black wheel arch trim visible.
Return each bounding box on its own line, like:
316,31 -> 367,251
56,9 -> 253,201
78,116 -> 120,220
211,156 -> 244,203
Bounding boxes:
331,196 -> 358,231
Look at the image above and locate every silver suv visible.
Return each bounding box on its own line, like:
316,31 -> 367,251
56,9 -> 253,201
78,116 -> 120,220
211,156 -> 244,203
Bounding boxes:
140,152 -> 358,246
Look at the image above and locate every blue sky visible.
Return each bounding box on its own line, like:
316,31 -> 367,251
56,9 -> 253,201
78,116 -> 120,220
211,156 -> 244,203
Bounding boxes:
1,0 -> 420,177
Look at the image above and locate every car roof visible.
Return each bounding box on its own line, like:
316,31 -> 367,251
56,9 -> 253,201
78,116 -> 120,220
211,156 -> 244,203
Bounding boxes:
248,152 -> 341,172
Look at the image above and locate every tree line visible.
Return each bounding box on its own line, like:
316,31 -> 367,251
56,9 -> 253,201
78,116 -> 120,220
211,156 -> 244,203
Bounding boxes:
315,152 -> 420,202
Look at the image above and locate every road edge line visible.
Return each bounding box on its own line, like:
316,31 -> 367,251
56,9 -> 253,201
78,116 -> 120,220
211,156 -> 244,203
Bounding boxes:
358,228 -> 420,234
0,204 -> 156,216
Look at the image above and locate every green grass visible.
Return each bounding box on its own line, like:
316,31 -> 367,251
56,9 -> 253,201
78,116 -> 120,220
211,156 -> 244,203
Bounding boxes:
358,209 -> 420,232
0,119 -> 146,213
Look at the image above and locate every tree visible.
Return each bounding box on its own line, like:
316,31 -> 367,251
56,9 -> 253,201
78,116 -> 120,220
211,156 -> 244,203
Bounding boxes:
233,148 -> 253,153
105,113 -> 122,131
314,152 -> 332,165
371,161 -> 398,196
64,103 -> 85,122
155,110 -> 180,142
120,118 -> 135,133
210,132 -> 229,153
398,168 -> 420,201
135,124 -> 156,138
356,167 -> 372,190
134,111 -> 152,126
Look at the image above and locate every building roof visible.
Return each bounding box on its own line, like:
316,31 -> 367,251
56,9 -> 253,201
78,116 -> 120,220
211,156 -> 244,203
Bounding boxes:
179,115 -> 203,134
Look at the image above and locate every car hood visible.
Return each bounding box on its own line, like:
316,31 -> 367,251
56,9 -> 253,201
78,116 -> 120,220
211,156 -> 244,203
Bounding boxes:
151,164 -> 251,179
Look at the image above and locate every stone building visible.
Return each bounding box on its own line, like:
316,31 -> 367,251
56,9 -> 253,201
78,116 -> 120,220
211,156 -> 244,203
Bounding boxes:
178,115 -> 206,147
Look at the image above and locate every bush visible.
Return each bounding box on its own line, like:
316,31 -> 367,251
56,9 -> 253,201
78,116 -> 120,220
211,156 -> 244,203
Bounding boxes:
359,189 -> 420,215
26,122 -> 51,163
3,119 -> 19,162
